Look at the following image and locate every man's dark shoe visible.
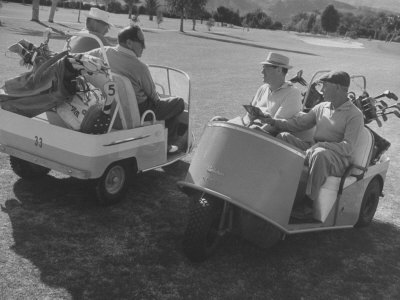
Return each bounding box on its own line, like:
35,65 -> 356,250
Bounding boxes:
291,206 -> 314,220
291,196 -> 314,220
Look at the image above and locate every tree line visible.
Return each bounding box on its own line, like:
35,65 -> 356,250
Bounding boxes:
4,0 -> 399,42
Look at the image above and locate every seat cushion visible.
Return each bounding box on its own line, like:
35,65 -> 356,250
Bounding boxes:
313,127 -> 374,222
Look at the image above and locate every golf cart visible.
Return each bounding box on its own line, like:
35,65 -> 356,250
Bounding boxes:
178,70 -> 398,262
0,32 -> 193,205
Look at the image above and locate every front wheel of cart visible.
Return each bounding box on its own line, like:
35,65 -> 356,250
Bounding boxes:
10,156 -> 50,179
94,162 -> 131,206
182,195 -> 224,262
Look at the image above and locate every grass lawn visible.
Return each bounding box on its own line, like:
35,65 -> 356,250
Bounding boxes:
1,2 -> 400,299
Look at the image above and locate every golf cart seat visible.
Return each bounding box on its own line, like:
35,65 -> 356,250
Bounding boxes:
314,126 -> 374,221
110,73 -> 141,129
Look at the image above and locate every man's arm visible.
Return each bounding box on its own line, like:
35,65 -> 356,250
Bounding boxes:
140,65 -> 159,102
267,109 -> 317,132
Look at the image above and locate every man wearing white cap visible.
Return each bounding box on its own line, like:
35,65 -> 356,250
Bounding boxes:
68,8 -> 112,53
245,52 -> 302,129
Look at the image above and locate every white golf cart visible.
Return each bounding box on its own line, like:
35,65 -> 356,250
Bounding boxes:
0,32 -> 193,205
178,70 -> 396,262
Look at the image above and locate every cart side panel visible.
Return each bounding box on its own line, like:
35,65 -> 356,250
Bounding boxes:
185,123 -> 306,225
0,109 -> 166,178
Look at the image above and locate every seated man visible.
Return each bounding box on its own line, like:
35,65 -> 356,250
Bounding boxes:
86,25 -> 185,152
68,7 -> 112,53
215,52 -> 302,131
260,71 -> 364,219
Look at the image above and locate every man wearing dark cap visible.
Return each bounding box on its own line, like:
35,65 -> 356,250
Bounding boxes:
86,25 -> 185,152
262,71 -> 364,218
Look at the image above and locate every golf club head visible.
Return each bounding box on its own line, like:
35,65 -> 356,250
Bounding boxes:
289,70 -> 308,86
380,100 -> 388,107
388,92 -> 398,101
381,90 -> 398,101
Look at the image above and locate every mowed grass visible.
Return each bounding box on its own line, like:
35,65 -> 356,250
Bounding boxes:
1,3 -> 400,299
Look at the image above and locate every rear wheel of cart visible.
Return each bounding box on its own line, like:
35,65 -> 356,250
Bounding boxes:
355,178 -> 381,228
10,156 -> 50,179
94,162 -> 131,206
182,194 -> 224,262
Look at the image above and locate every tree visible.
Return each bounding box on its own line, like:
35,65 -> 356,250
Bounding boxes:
48,0 -> 59,23
32,0 -> 40,22
216,6 -> 230,26
124,0 -> 140,19
103,0 -> 112,12
321,4 -> 340,33
156,10 -> 163,28
186,0 -> 207,30
307,13 -> 317,32
167,0 -> 187,32
145,0 -> 159,21
243,9 -> 272,29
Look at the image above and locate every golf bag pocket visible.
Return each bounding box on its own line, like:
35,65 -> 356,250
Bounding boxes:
56,84 -> 105,130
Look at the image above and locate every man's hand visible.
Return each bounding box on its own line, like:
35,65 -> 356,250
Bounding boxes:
305,142 -> 326,160
257,112 -> 273,124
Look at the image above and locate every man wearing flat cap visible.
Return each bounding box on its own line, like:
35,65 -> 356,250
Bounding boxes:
262,71 -> 364,219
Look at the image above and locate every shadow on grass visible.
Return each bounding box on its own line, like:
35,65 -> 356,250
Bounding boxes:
7,26 -> 68,40
183,32 -> 319,56
3,162 -> 400,298
204,31 -> 254,42
3,163 -> 191,299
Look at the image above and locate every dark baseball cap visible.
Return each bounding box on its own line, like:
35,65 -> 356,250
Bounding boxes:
319,71 -> 350,88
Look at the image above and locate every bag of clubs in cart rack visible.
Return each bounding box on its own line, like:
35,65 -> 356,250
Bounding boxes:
0,38 -> 110,133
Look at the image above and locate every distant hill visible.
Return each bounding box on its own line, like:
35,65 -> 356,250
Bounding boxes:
205,0 -> 400,22
344,0 -> 400,13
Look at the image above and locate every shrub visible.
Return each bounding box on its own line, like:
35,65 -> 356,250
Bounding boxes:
206,18 -> 215,31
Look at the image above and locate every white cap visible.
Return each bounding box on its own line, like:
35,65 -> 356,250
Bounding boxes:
87,7 -> 112,26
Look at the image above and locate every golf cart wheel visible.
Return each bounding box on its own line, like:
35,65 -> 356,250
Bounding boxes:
94,162 -> 130,206
355,178 -> 381,228
182,195 -> 224,262
9,156 -> 50,179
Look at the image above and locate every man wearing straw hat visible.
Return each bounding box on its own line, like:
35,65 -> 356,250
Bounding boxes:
68,8 -> 112,53
214,52 -> 302,130
245,52 -> 302,128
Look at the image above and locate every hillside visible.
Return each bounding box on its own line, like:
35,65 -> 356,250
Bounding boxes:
205,0 -> 400,22
345,0 -> 400,13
